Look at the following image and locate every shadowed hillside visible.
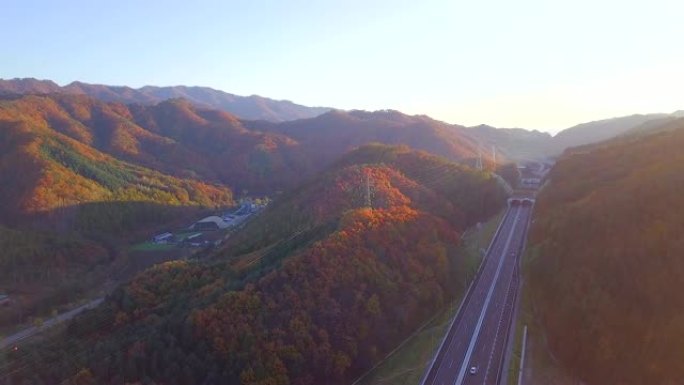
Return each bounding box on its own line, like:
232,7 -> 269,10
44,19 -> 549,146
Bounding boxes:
527,121 -> 684,385
464,124 -> 553,161
251,109 -> 492,167
546,113 -> 670,155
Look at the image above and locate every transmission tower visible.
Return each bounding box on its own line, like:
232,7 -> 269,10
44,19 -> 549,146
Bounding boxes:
365,171 -> 373,208
475,148 -> 483,171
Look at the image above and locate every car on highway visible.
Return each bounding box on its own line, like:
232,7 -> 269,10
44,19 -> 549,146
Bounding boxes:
469,365 -> 478,375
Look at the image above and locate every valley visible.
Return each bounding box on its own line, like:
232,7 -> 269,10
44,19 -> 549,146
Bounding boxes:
5,1 -> 684,383
0,77 -> 683,385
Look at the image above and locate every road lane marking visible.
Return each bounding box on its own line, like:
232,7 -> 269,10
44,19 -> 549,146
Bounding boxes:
482,262 -> 516,385
426,209 -> 516,384
488,209 -> 529,385
453,208 -> 522,385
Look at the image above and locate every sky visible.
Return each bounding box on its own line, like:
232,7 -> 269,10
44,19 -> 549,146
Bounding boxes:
3,0 -> 684,134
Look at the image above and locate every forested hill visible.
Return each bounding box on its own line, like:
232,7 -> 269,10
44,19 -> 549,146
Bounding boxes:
546,113 -> 669,154
5,78 -> 684,163
5,145 -> 507,385
0,93 -> 308,195
0,78 -> 331,122
0,94 -> 495,196
223,143 -> 505,259
251,109 -> 491,167
464,113 -> 684,160
527,118 -> 684,385
0,114 -> 232,280
0,94 -> 235,334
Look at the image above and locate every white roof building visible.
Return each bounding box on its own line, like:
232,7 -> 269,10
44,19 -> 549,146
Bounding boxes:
192,216 -> 230,230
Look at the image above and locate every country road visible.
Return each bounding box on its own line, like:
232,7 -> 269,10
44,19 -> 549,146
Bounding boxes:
421,200 -> 533,385
0,298 -> 103,350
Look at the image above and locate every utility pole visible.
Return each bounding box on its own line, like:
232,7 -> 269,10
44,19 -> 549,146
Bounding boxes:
492,145 -> 497,165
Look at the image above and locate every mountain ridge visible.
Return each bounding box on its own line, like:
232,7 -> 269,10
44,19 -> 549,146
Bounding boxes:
5,78 -> 684,161
0,77 -> 331,122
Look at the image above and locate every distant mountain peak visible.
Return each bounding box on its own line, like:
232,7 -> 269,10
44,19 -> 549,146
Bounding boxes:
0,77 -> 61,94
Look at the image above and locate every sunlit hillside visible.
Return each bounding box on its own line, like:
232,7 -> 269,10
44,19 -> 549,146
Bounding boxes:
3,145 -> 506,385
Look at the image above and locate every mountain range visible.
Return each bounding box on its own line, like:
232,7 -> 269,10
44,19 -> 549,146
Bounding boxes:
3,77 -> 684,385
0,82 -> 680,324
0,78 -> 331,122
3,78 -> 684,162
0,91 -> 497,332
0,93 -> 504,199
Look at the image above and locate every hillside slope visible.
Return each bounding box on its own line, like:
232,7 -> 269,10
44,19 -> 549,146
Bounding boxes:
0,94 -> 496,196
465,114 -> 678,159
0,94 -> 308,194
0,78 -> 330,121
0,114 -> 233,280
4,145 -> 507,385
527,122 -> 684,385
5,78 -> 684,162
0,95 -> 235,332
0,100 -> 234,220
252,109 -> 491,167
547,113 -> 668,154
465,124 -> 553,160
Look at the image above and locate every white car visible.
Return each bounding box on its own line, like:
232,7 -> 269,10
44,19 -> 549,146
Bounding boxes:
469,366 -> 478,375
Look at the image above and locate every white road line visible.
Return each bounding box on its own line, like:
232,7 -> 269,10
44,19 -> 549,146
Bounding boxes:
428,209 -> 516,385
482,265 -> 516,385
453,208 -> 521,385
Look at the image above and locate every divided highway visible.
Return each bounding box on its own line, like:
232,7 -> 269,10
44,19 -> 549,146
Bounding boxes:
422,201 -> 533,385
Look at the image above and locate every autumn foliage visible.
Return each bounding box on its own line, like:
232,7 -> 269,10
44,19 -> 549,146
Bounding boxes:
192,206 -> 458,385
0,94 -> 500,198
0,94 -> 287,208
4,145 -> 506,385
0,95 -> 236,334
259,109 -> 487,170
528,121 -> 684,385
224,144 -> 504,259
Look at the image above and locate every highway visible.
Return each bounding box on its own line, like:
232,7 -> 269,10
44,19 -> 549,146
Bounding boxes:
421,201 -> 532,385
0,298 -> 103,350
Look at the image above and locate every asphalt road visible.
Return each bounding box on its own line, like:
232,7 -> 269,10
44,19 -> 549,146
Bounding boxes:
0,298 -> 103,350
422,203 -> 532,385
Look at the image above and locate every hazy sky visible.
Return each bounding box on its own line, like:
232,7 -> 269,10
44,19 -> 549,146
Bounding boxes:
3,0 -> 684,133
